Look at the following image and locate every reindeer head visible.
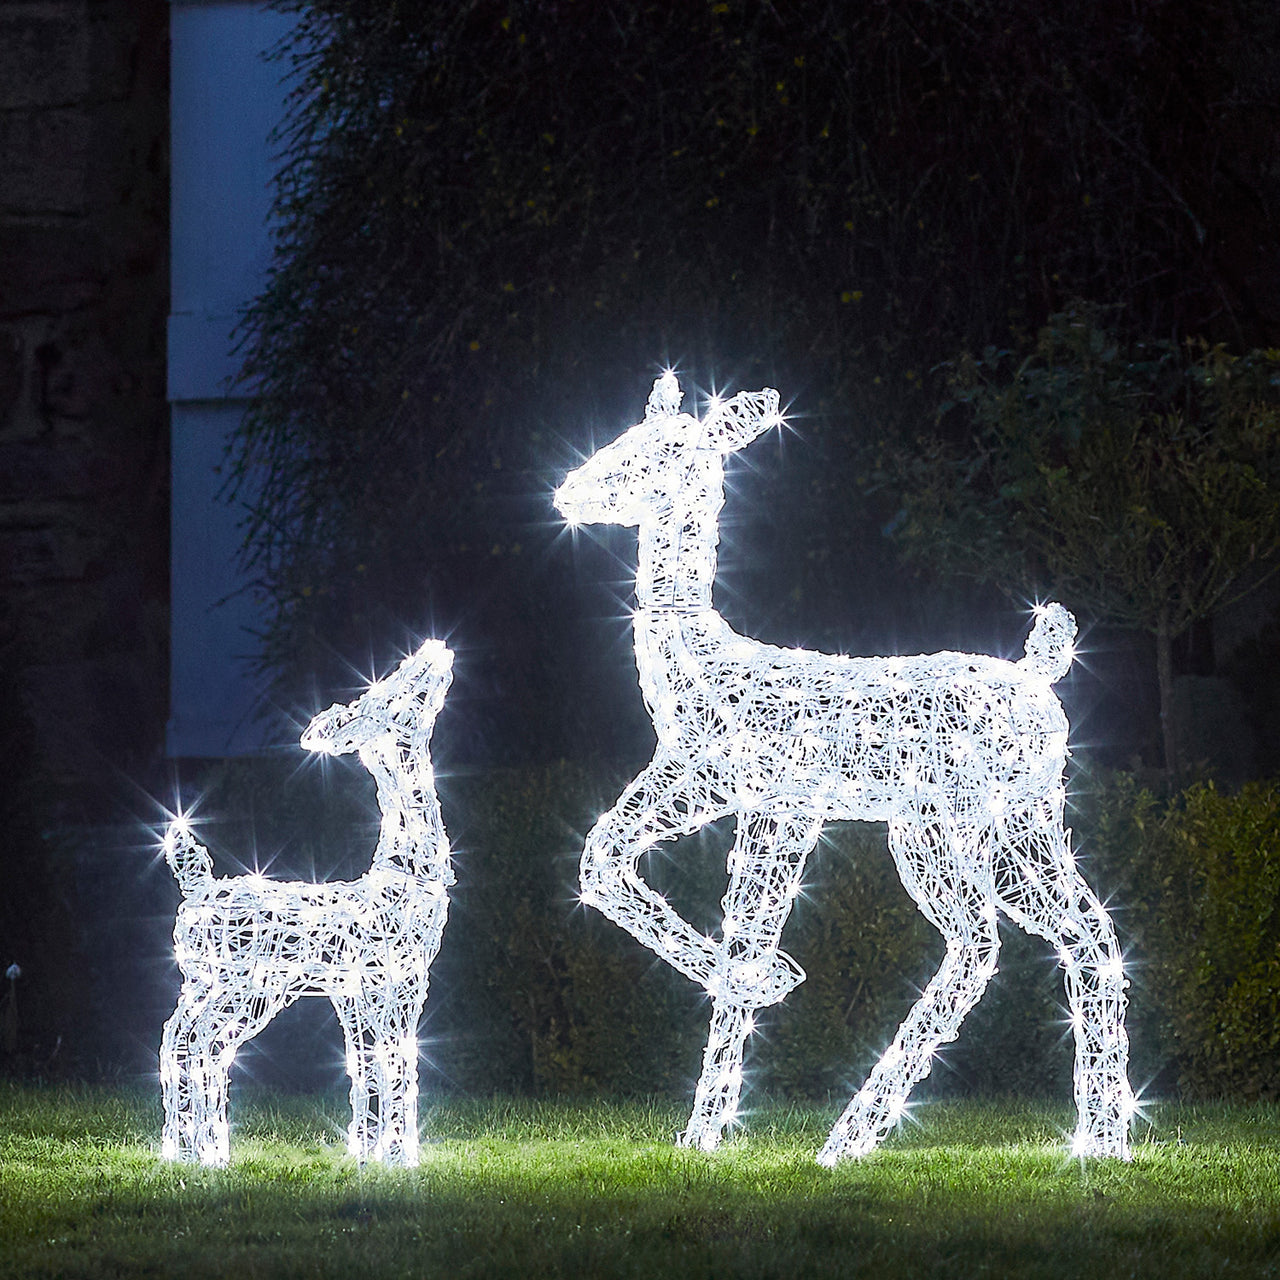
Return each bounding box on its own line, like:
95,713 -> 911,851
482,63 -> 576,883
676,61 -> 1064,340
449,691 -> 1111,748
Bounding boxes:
301,639 -> 454,757
554,373 -> 782,528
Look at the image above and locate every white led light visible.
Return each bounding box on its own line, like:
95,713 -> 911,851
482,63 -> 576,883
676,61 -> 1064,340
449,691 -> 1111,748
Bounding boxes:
159,639 -> 455,1167
555,374 -> 1131,1162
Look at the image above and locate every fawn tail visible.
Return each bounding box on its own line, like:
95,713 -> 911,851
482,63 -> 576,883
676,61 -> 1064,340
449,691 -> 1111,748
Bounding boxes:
163,822 -> 214,895
1019,603 -> 1077,683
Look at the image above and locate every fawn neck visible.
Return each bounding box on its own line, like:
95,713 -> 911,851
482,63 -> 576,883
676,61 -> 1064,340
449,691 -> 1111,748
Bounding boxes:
365,727 -> 450,883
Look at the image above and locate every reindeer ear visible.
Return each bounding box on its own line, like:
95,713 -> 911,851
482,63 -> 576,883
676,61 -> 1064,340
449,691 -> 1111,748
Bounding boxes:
699,388 -> 783,453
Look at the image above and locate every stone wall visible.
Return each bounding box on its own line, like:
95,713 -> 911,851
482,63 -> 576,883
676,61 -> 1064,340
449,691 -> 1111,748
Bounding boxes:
0,0 -> 169,1064
0,0 -> 168,804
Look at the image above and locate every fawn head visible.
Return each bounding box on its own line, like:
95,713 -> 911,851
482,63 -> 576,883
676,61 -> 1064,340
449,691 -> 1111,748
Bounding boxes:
302,639 -> 453,756
554,373 -> 782,528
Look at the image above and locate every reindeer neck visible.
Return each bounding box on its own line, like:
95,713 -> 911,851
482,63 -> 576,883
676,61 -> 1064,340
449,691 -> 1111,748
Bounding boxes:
364,729 -> 451,884
634,465 -> 724,615
631,469 -> 737,741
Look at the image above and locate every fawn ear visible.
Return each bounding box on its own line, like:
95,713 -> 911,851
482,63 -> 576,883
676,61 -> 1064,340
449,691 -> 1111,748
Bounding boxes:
645,371 -> 684,419
700,388 -> 782,453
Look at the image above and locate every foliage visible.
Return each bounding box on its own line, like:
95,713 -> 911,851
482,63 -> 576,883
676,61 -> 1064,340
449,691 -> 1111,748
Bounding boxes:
6,1086 -> 1280,1279
887,310 -> 1280,768
752,829 -> 936,1100
756,826 -> 934,1098
435,761 -> 706,1095
892,313 -> 1280,628
438,769 -> 1101,1104
231,0 -> 1280,760
443,776 -> 1167,1107
439,769 -> 949,1101
1084,774 -> 1280,1100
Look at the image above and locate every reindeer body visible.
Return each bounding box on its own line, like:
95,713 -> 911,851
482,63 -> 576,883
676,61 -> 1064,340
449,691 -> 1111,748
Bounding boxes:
160,640 -> 454,1168
637,611 -> 1071,824
557,374 -> 1131,1162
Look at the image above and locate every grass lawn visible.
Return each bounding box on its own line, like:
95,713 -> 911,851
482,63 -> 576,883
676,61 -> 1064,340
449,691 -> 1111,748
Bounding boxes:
1,1084 -> 1278,1278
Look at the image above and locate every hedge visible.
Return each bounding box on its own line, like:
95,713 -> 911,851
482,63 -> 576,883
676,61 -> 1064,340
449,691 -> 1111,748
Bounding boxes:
42,758 -> 1279,1104
1084,774 -> 1280,1101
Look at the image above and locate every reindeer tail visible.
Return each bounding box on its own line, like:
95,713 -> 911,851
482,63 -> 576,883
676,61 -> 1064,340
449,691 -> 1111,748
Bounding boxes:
163,823 -> 214,895
1020,602 -> 1077,683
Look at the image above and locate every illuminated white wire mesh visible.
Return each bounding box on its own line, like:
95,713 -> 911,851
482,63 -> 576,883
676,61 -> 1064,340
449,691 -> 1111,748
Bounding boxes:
159,639 -> 455,1167
555,373 -> 1132,1162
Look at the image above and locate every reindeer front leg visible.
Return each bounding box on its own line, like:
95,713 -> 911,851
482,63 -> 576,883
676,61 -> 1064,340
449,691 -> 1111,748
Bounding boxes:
583,759 -> 810,1001
580,755 -> 734,988
681,807 -> 820,1151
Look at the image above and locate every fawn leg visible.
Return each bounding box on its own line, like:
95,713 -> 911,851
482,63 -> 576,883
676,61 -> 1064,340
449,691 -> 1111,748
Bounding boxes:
580,754 -> 737,991
160,988 -> 218,1163
995,793 -> 1132,1159
680,809 -> 820,1151
819,811 -> 1000,1165
326,882 -> 446,1166
160,983 -> 289,1165
332,992 -> 422,1166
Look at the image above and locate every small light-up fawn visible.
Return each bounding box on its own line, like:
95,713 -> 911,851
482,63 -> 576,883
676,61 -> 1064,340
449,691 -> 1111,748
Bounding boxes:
555,374 -> 1131,1162
160,639 -> 454,1167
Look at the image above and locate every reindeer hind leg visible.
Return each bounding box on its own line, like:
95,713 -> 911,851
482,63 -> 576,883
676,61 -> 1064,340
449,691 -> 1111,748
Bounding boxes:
160,986 -> 219,1163
995,795 -> 1132,1159
820,812 -> 1000,1165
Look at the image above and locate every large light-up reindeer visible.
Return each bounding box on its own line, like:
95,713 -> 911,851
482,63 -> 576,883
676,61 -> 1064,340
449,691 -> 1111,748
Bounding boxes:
160,639 -> 454,1167
554,374 -> 1131,1163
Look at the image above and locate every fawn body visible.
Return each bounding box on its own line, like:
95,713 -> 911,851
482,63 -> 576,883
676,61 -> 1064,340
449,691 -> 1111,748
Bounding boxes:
160,640 -> 454,1167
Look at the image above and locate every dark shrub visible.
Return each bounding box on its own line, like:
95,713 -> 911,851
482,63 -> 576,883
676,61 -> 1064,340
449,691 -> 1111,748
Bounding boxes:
1087,774 -> 1280,1100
